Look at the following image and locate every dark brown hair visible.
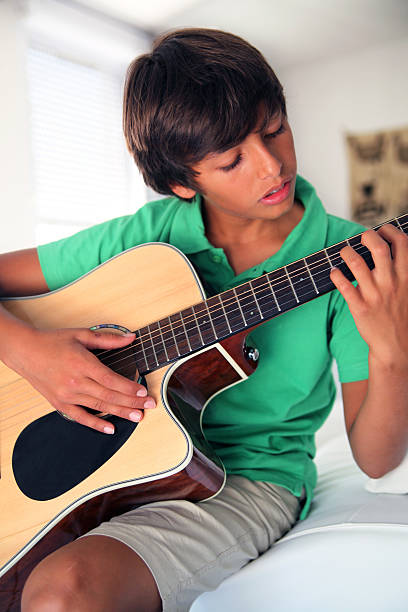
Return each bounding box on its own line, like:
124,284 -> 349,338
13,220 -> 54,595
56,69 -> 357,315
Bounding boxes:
123,28 -> 286,196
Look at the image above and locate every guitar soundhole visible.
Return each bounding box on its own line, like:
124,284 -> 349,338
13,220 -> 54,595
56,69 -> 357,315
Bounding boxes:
12,413 -> 137,501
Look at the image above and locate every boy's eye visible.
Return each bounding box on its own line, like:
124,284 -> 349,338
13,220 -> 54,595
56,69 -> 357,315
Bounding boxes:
265,124 -> 285,139
219,122 -> 285,172
220,153 -> 242,172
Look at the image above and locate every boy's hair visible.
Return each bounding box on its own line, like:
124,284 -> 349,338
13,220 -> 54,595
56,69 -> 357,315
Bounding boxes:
123,28 -> 286,196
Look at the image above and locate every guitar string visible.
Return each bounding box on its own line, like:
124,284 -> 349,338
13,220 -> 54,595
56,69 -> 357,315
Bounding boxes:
101,231 -> 406,375
95,216 -> 408,359
95,221 -> 408,375
95,220 -> 407,365
100,272 -> 369,377
95,241 -> 357,356
2,220 -> 403,424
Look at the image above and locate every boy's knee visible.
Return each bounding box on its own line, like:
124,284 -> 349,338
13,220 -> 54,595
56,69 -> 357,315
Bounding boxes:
21,551 -> 87,612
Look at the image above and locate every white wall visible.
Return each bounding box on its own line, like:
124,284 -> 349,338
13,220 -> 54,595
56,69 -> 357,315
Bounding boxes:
279,36 -> 408,220
0,0 -> 35,252
0,0 -> 150,254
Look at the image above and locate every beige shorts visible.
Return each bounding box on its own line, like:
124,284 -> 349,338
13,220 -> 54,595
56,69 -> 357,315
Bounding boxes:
84,475 -> 301,611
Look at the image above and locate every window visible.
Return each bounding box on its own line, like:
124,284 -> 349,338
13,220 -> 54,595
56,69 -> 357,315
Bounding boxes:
25,0 -> 150,245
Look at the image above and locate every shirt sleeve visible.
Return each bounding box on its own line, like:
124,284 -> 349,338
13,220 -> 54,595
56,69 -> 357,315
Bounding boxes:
328,289 -> 369,383
37,199 -> 176,291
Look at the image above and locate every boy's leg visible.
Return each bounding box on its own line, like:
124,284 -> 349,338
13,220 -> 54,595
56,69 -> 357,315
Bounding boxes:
78,477 -> 301,611
22,477 -> 301,612
21,535 -> 162,612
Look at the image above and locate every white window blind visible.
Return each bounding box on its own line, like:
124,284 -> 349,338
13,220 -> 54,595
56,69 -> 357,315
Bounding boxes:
25,1 -> 150,245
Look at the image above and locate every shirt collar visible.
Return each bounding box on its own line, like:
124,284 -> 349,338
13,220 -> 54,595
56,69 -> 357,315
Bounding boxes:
168,175 -> 329,272
169,193 -> 211,255
257,175 -> 328,275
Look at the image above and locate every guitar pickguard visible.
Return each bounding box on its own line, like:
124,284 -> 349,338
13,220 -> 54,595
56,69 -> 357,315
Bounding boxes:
13,413 -> 137,501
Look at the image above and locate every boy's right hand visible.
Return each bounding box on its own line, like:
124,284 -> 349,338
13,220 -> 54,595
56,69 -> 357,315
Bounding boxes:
3,326 -> 155,434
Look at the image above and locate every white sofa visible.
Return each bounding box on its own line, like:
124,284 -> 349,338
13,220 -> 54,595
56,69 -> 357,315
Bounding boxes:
192,395 -> 408,612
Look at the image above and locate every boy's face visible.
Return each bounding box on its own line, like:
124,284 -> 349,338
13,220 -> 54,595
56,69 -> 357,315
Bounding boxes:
174,109 -> 298,224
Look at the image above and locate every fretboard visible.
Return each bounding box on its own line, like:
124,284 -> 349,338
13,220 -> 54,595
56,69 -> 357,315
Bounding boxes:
110,214 -> 408,375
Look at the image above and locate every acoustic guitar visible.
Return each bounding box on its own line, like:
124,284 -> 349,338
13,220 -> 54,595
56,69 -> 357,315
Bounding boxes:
0,215 -> 406,610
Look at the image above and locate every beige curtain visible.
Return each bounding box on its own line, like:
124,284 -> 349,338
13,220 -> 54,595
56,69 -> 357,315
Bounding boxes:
346,126 -> 408,227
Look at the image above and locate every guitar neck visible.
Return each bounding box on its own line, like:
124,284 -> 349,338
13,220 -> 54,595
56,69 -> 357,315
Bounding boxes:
113,214 -> 408,375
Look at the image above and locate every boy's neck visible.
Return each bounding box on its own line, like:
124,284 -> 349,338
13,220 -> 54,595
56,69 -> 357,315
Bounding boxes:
202,199 -> 304,275
203,199 -> 304,248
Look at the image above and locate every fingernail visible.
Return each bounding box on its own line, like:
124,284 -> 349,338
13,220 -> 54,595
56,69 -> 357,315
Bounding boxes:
104,425 -> 115,434
129,411 -> 142,422
137,388 -> 147,397
144,399 -> 156,409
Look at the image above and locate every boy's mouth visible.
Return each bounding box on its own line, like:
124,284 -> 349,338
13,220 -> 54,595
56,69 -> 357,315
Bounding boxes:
260,179 -> 292,204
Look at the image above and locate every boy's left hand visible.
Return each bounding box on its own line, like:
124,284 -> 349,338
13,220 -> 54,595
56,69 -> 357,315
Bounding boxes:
330,223 -> 408,370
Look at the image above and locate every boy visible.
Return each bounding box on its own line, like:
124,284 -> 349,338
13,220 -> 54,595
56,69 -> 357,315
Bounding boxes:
1,28 -> 408,612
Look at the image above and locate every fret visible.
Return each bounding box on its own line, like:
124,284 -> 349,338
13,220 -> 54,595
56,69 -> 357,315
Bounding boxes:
218,295 -> 232,333
192,302 -> 217,345
397,214 -> 408,229
343,236 -> 365,278
233,287 -> 248,326
191,305 -> 204,346
169,312 -> 191,356
303,257 -> 319,295
146,323 -> 160,366
179,310 -> 193,351
286,260 -> 317,303
251,275 -> 280,318
265,273 -> 281,311
347,234 -> 361,250
146,322 -> 168,366
326,242 -> 354,283
395,217 -> 403,231
205,300 -> 218,342
180,307 -> 203,350
156,320 -> 169,362
326,242 -> 347,268
323,248 -> 334,269
168,315 -> 180,357
158,317 -> 179,362
249,281 -> 264,318
220,289 -> 245,332
387,217 -> 403,230
135,329 -> 149,372
234,282 -> 264,326
136,325 -> 158,371
284,265 -> 299,304
268,268 -> 298,312
347,234 -> 374,272
304,250 -> 332,294
206,295 -> 230,338
393,215 -> 408,233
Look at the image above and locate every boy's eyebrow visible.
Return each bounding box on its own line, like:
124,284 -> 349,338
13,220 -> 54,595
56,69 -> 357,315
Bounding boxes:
255,111 -> 282,133
203,145 -> 240,161
206,149 -> 233,159
204,112 -> 283,161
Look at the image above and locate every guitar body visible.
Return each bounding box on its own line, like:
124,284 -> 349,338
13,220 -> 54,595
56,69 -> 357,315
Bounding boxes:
0,243 -> 256,611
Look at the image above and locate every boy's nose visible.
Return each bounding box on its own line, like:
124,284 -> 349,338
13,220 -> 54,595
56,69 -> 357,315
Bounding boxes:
256,144 -> 282,180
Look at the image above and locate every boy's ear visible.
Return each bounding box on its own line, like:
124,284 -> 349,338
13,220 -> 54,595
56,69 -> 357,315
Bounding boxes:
171,184 -> 197,199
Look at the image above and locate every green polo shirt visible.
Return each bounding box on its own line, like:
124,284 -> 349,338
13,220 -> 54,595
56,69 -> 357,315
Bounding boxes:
38,175 -> 369,518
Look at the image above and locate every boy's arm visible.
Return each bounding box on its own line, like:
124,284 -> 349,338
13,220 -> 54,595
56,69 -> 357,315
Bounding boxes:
0,248 -> 49,296
0,249 -> 155,433
331,225 -> 408,478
